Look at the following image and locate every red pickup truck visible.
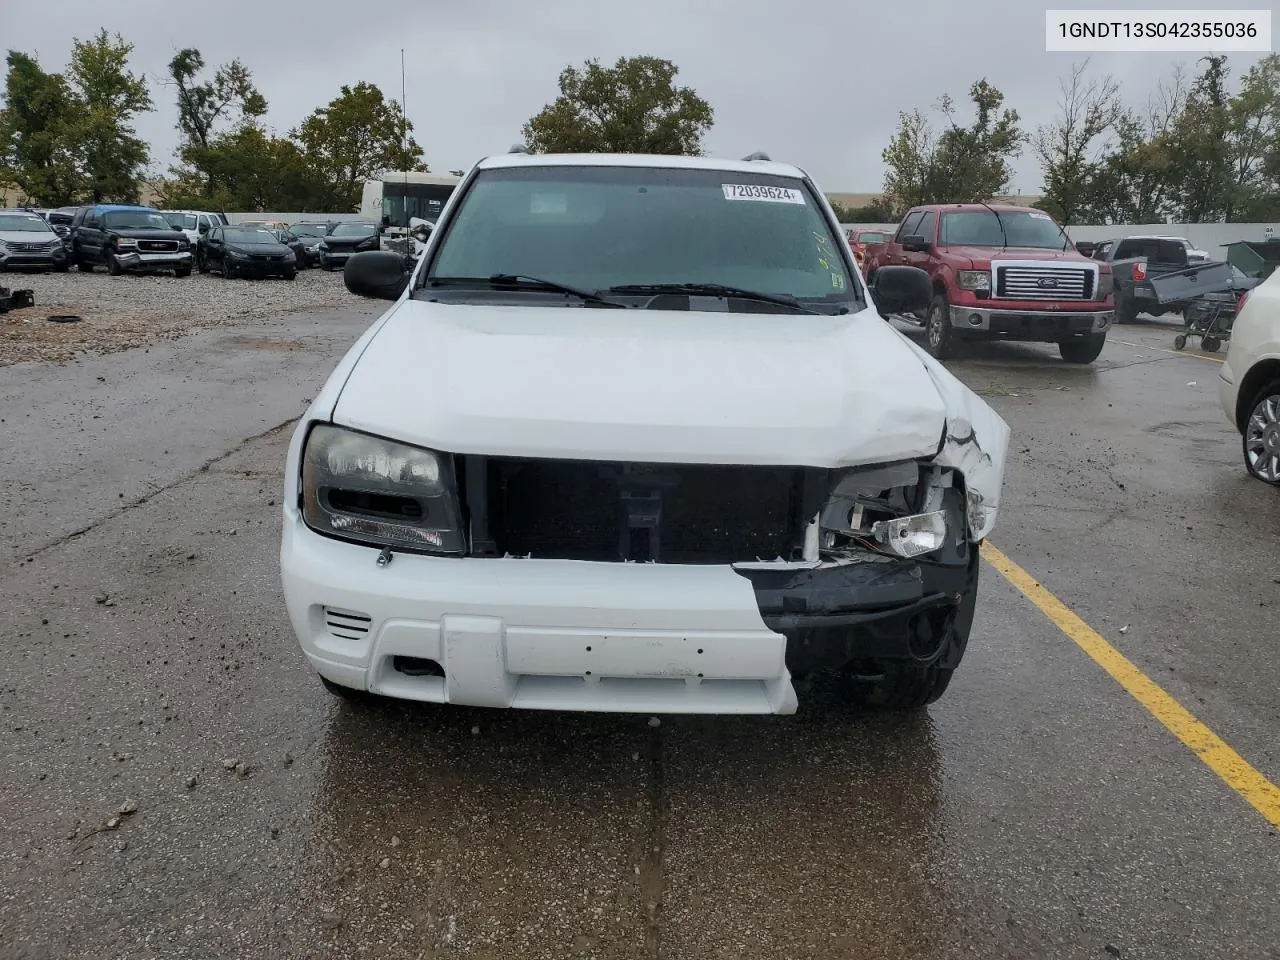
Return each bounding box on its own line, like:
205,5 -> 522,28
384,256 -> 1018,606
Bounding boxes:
865,203 -> 1115,363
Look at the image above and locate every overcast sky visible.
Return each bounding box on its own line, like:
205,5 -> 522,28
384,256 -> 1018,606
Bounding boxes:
6,1 -> 1271,194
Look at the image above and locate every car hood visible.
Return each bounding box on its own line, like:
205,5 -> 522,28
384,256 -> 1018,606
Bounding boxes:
226,241 -> 290,255
331,300 -> 952,468
323,236 -> 376,248
0,231 -> 59,244
942,245 -> 1093,265
111,228 -> 186,241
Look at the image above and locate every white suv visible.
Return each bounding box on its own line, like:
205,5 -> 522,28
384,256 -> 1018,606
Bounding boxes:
279,150 -> 1010,716
1219,271 -> 1280,485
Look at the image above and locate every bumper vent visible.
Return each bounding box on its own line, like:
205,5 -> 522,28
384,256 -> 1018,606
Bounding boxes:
324,607 -> 372,641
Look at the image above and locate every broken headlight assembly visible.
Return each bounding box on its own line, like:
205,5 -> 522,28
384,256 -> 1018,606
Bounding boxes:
300,424 -> 465,554
817,461 -> 965,560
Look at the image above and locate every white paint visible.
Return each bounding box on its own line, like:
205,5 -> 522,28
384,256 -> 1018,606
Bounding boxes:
1219,270 -> 1280,430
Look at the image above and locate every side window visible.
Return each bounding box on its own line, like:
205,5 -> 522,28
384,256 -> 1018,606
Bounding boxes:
915,211 -> 937,244
895,211 -> 925,243
1094,242 -> 1111,260
210,227 -> 221,242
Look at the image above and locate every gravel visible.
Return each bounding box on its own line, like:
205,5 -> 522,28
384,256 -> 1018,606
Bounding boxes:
0,268 -> 362,366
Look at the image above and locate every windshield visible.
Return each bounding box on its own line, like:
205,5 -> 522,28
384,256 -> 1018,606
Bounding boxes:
940,210 -> 1067,249
426,165 -> 860,310
103,210 -> 172,230
291,223 -> 329,238
331,222 -> 377,238
163,212 -> 197,230
0,214 -> 52,233
856,232 -> 889,243
380,182 -> 456,228
224,227 -> 278,243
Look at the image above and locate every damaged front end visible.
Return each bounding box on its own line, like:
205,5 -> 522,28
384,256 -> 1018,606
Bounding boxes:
455,444 -> 992,677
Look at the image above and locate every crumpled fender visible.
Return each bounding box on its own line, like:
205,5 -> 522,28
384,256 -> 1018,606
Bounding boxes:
900,337 -> 1011,541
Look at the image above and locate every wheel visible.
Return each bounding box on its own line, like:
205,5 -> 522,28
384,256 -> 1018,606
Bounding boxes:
174,267 -> 192,278
54,262 -> 69,273
320,674 -> 376,703
78,259 -> 93,272
284,271 -> 297,281
1173,334 -> 1187,350
1115,293 -> 1139,324
224,262 -> 235,279
924,293 -> 955,360
106,254 -> 121,276
1058,334 -> 1106,364
197,255 -> 209,274
1201,336 -> 1221,353
1243,381 -> 1280,486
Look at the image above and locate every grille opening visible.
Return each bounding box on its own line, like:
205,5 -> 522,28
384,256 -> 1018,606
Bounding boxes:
478,458 -> 819,564
326,488 -> 424,521
393,656 -> 445,678
324,607 -> 372,640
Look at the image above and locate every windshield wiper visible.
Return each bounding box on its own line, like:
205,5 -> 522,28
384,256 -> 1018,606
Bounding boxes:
425,274 -> 627,308
605,283 -> 825,314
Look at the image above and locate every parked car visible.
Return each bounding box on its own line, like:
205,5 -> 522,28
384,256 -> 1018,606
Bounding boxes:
289,221 -> 334,266
846,229 -> 891,274
1159,235 -> 1210,262
37,207 -> 77,254
1091,236 -> 1203,321
0,208 -> 70,272
280,149 -> 1011,716
268,227 -> 311,269
70,204 -> 193,277
865,204 -> 1114,362
197,224 -> 297,280
1218,270 -> 1280,485
316,221 -> 380,270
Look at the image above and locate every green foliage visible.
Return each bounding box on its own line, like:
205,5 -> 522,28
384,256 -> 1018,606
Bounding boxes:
0,51 -> 81,205
168,48 -> 268,195
67,30 -> 152,202
294,82 -> 425,211
880,80 -> 1026,218
1033,61 -> 1121,225
522,56 -> 713,155
829,201 -> 894,222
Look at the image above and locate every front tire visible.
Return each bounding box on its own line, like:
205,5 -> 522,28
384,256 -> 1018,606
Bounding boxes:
106,254 -> 121,276
224,261 -> 235,279
925,293 -> 956,360
1243,380 -> 1280,486
1058,333 -> 1106,364
174,266 -> 192,278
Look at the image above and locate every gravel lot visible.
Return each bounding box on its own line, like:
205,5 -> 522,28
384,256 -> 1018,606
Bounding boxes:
0,268 -> 361,366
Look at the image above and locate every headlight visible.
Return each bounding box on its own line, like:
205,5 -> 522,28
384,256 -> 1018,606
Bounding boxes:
227,249 -> 247,259
957,270 -> 990,292
317,242 -> 329,252
115,238 -> 138,249
1097,271 -> 1114,298
817,462 -> 962,559
301,424 -> 465,554
0,240 -> 9,252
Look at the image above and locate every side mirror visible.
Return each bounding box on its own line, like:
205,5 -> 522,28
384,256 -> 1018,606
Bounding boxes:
413,224 -> 432,242
900,234 -> 930,253
870,265 -> 932,317
344,250 -> 410,301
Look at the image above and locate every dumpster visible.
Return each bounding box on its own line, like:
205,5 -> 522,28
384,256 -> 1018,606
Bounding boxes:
1225,240 -> 1280,280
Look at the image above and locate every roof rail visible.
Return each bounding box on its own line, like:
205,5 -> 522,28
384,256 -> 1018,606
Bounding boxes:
742,151 -> 771,162
508,143 -> 530,154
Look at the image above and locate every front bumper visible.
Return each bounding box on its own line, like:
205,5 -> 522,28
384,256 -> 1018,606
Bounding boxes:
1218,358 -> 1238,431
281,514 -> 975,715
113,251 -> 192,272
949,305 -> 1112,341
319,251 -> 351,268
228,257 -> 295,277
0,248 -> 66,270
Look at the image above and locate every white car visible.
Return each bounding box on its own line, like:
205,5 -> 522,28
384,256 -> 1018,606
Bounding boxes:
279,150 -> 1011,716
1219,270 -> 1280,485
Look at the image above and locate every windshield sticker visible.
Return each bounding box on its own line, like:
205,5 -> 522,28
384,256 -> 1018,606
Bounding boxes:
530,193 -> 568,215
722,184 -> 805,204
1028,211 -> 1052,220
832,271 -> 845,290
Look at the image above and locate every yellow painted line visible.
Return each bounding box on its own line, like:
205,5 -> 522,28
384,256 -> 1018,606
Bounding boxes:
981,540 -> 1280,829
1112,339 -> 1224,363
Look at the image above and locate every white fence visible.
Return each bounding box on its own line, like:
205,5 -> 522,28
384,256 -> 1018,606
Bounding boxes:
224,211 -> 367,225
838,221 -> 1279,261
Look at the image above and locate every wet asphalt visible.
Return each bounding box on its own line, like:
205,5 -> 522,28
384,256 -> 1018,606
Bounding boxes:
2,312 -> 1279,960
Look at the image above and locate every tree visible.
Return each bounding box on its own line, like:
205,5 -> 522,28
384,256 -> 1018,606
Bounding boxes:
880,80 -> 1025,217
65,30 -> 152,203
829,200 -> 894,222
167,48 -> 267,194
295,82 -> 424,211
0,51 -> 81,205
522,56 -> 713,155
1226,54 -> 1280,220
1033,60 -> 1121,224
1164,56 -> 1234,221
